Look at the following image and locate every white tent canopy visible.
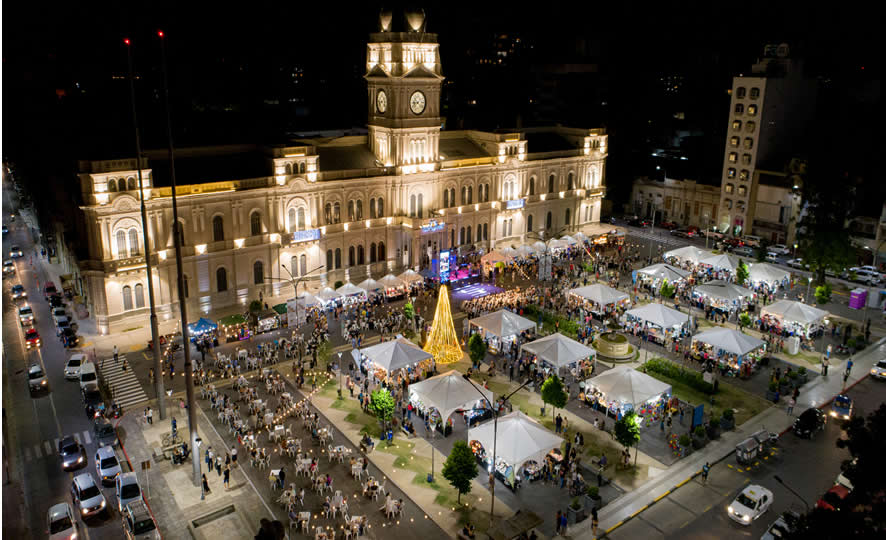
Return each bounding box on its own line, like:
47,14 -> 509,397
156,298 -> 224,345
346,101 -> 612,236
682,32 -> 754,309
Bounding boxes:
379,274 -> 406,289
359,338 -> 433,373
315,287 -> 342,302
470,310 -> 536,338
532,241 -> 547,253
500,246 -> 518,257
336,282 -> 368,297
520,333 -> 595,368
699,253 -> 741,272
560,235 -> 578,245
468,411 -> 563,467
481,250 -> 514,265
296,291 -> 320,307
397,269 -> 424,285
584,367 -> 672,409
694,280 -> 755,302
408,370 -> 494,422
761,299 -> 829,326
516,244 -> 537,257
663,246 -> 708,264
748,263 -> 790,285
625,303 -> 687,329
692,327 -> 765,356
637,263 -> 690,282
573,232 -> 588,242
357,278 -> 383,293
569,284 -> 630,307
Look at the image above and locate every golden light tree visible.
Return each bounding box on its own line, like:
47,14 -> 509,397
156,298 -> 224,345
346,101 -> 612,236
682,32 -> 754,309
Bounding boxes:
424,285 -> 463,364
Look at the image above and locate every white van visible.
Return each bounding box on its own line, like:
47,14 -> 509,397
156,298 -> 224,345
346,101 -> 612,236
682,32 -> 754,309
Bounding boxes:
742,235 -> 762,248
79,361 -> 98,390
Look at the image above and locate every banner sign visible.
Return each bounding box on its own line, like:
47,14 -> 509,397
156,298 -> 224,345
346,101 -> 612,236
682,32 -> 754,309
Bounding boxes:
421,220 -> 445,234
506,199 -> 525,210
291,229 -> 321,243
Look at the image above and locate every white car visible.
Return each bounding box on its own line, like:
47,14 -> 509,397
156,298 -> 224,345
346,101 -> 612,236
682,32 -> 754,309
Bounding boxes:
95,446 -> 122,485
787,258 -> 809,270
47,502 -> 78,540
767,244 -> 791,256
28,363 -> 48,393
2,260 -> 14,275
122,500 -> 160,540
870,360 -> 886,380
11,284 -> 27,299
765,252 -> 780,262
116,472 -> 143,512
52,307 -> 68,324
733,246 -> 755,257
848,268 -> 882,285
65,354 -> 86,380
71,473 -> 107,518
18,305 -> 34,326
9,245 -> 23,258
727,484 -> 773,525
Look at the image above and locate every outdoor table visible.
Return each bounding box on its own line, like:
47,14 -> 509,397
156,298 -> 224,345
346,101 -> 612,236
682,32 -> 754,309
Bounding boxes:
264,412 -> 274,426
351,465 -> 362,478
333,445 -> 350,455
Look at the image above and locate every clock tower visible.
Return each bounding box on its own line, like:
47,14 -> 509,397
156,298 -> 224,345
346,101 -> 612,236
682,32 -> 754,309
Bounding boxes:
365,8 -> 444,170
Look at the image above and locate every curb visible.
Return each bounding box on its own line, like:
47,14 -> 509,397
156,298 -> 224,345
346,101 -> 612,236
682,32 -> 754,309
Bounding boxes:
114,411 -> 164,539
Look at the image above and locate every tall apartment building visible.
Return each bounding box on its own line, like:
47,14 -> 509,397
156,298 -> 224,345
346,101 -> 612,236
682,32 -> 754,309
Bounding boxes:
717,43 -> 817,238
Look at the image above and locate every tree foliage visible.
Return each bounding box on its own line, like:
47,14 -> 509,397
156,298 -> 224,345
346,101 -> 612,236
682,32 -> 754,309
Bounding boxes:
468,334 -> 487,365
739,312 -> 751,330
659,280 -> 676,299
369,388 -> 396,431
541,374 -> 568,417
736,261 -> 750,286
441,440 -> 478,503
403,302 -> 415,320
614,411 -> 641,456
814,283 -> 833,305
249,299 -> 263,313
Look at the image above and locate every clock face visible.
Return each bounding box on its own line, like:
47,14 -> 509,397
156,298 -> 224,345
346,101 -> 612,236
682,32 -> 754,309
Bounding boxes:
376,90 -> 387,114
409,91 -> 426,115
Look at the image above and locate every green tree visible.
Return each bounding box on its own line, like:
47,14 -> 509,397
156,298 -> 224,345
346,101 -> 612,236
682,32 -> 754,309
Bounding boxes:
736,261 -> 750,286
404,302 -> 415,320
468,334 -> 487,366
614,410 -> 642,467
369,388 -> 396,433
739,312 -> 752,331
659,280 -> 676,299
755,245 -> 768,262
541,374 -> 568,419
814,283 -> 833,305
249,299 -> 263,313
441,440 -> 479,503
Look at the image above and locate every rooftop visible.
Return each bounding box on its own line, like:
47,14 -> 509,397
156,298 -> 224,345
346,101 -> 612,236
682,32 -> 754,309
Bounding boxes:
439,137 -> 490,160
147,150 -> 269,187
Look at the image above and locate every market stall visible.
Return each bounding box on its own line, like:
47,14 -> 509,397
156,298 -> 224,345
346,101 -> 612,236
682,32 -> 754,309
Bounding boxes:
357,338 -> 434,384
569,284 -> 630,320
747,263 -> 790,292
468,411 -> 563,491
256,309 -> 281,333
315,287 -> 342,305
663,246 -> 707,265
690,327 -> 766,378
469,309 -> 536,355
636,263 -> 690,286
624,303 -> 687,346
520,333 -> 595,376
499,246 -> 518,258
693,280 -> 755,314
559,235 -> 578,246
698,253 -> 741,278
379,274 -> 407,299
335,282 -> 368,304
408,370 -> 494,435
515,244 -> 537,258
272,303 -> 288,326
481,250 -> 514,266
397,269 -> 424,288
356,278 -> 383,296
187,317 -> 218,343
581,367 -> 673,423
761,299 -> 829,340
219,314 -> 250,342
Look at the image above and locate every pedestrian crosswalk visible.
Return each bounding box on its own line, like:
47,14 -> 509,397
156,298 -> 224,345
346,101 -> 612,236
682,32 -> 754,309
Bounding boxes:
627,230 -> 686,247
23,430 -> 93,463
99,359 -> 148,409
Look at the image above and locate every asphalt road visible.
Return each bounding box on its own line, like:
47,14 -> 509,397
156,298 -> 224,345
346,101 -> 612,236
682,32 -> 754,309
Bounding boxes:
607,375 -> 885,540
2,181 -> 122,539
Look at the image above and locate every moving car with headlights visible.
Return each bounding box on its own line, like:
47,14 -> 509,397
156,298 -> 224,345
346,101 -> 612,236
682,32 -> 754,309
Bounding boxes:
9,244 -> 23,258
28,363 -> 48,393
793,407 -> 827,439
47,502 -> 78,540
1,224 -> 7,234
65,354 -> 86,380
116,472 -> 142,512
71,473 -> 107,517
58,435 -> 87,470
94,417 -> 119,448
95,446 -> 122,485
870,360 -> 886,380
122,500 -> 160,539
3,259 -> 15,275
760,510 -> 799,540
18,304 -> 34,325
25,328 -> 42,349
727,484 -> 773,525
11,283 -> 26,299
830,394 -> 853,420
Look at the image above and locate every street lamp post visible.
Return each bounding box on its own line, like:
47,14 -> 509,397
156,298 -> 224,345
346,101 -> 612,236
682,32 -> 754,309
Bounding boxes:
773,475 -> 810,512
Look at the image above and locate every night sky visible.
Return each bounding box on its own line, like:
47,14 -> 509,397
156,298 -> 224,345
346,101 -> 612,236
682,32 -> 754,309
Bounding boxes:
2,2 -> 879,210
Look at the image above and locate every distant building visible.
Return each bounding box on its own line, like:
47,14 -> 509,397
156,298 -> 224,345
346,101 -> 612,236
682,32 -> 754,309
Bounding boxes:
629,176 -> 720,229
717,43 -> 817,238
746,160 -> 804,245
847,203 -> 886,267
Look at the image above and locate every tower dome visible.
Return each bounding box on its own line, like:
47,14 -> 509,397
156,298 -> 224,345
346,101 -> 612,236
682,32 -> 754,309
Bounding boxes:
404,7 -> 425,32
379,9 -> 393,32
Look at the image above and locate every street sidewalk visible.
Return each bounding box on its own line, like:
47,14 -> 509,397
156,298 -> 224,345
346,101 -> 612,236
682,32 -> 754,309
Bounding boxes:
566,336 -> 886,539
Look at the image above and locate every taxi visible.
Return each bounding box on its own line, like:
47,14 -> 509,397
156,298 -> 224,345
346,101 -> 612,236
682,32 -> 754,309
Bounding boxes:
728,484 -> 773,525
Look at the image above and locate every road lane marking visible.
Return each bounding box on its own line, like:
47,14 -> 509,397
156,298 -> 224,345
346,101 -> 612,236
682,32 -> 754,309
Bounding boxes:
83,431 -> 91,444
679,520 -> 690,528
703,504 -> 712,513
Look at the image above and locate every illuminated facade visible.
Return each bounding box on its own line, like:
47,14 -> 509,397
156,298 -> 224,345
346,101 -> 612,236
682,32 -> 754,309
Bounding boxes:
77,9 -> 607,334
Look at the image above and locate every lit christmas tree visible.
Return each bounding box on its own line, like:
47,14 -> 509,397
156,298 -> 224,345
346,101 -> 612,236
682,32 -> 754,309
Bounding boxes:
424,285 -> 463,364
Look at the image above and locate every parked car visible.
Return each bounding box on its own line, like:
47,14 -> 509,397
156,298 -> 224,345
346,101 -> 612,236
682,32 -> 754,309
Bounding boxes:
742,235 -> 763,247
79,362 -> 98,390
71,473 -> 107,517
122,500 -> 160,540
847,267 -> 882,285
56,316 -> 71,336
659,221 -> 679,230
43,281 -> 59,298
11,283 -> 27,299
9,245 -> 23,258
704,229 -> 725,240
95,446 -> 122,485
52,307 -> 68,324
65,354 -> 85,380
94,417 -> 119,448
61,327 -> 79,348
870,360 -> 886,380
116,472 -> 142,512
793,407 -> 827,439
728,484 -> 773,525
830,394 -> 853,420
765,252 -> 780,263
3,260 -> 15,275
733,246 -> 755,257
767,244 -> 791,256
82,384 -> 104,418
49,295 -> 65,309
787,258 -> 809,270
28,363 -> 48,393
761,510 -> 799,540
58,435 -> 87,471
47,502 -> 78,540
816,485 -> 850,511
671,229 -> 692,238
836,458 -> 857,491
25,328 -> 42,349
18,304 -> 34,325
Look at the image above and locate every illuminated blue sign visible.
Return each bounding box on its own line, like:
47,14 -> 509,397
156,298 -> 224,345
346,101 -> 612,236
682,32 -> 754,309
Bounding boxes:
291,229 -> 321,243
421,219 -> 446,234
506,199 -> 525,210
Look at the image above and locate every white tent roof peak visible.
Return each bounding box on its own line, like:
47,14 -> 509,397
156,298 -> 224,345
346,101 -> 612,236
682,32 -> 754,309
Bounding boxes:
625,303 -> 687,329
699,253 -> 741,272
663,246 -> 707,264
379,274 -> 406,289
520,333 -> 595,368
637,263 -> 690,282
408,370 -> 493,422
481,250 -> 514,265
359,338 -> 433,372
569,284 -> 630,306
761,299 -> 829,325
315,287 -> 342,301
469,310 -> 536,338
356,278 -> 383,292
748,263 -> 790,285
336,282 -> 368,296
584,367 -> 672,408
468,411 -> 563,467
397,269 -> 424,285
694,280 -> 754,302
692,327 -> 765,356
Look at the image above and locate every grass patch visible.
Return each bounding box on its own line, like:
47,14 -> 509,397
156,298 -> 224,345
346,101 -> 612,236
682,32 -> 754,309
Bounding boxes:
599,333 -> 627,344
784,349 -> 821,365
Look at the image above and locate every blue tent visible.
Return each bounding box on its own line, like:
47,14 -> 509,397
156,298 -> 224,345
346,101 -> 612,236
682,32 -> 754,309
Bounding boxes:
188,317 -> 218,336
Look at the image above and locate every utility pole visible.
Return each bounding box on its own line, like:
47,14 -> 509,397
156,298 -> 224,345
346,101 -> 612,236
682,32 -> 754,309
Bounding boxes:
124,38 -> 166,420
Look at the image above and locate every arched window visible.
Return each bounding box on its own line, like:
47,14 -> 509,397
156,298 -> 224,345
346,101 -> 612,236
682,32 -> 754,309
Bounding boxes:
527,215 -> 534,232
326,250 -> 333,269
357,245 -> 365,264
467,226 -> 472,243
128,229 -> 140,256
417,194 -> 423,218
297,208 -> 305,231
467,186 -> 473,204
546,211 -> 552,230
410,195 -> 416,217
299,254 -> 306,276
134,283 -> 145,308
348,246 -> 355,267
122,286 -> 133,311
483,223 -> 488,240
290,256 -> 299,277
107,179 -> 117,192
565,208 -> 571,225
567,173 -> 574,191
549,175 -> 555,193
287,208 -> 296,233
127,177 -> 138,191
459,227 -> 465,245
449,188 -> 455,207
213,215 -> 225,241
116,230 -> 127,258
356,200 -> 363,220
377,198 -> 384,217
461,186 -> 466,205
370,243 -> 377,263
217,267 -> 228,291
377,242 -> 385,261
334,248 -> 342,269
450,229 -> 455,248
175,219 -> 186,247
443,189 -> 449,209
299,162 -> 306,174
325,203 -> 332,224
370,199 -> 377,219
529,177 -> 536,196
333,202 -> 341,223
347,201 -> 355,222
250,212 -> 262,236
253,261 -> 264,285
285,162 -> 293,175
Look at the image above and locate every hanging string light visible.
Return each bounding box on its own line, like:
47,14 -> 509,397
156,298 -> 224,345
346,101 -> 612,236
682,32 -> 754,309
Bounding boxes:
423,285 -> 463,364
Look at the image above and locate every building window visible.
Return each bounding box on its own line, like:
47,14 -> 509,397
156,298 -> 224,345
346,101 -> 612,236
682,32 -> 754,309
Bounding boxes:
738,185 -> 747,196
326,250 -> 333,269
450,229 -> 455,248
355,200 -> 363,220
135,283 -> 145,308
325,203 -> 332,224
694,201 -> 700,215
116,230 -> 127,259
483,223 -> 488,240
253,261 -> 264,285
724,199 -> 733,210
529,177 -> 536,196
127,177 -> 138,191
460,186 -> 466,205
467,186 -> 473,205
565,208 -> 571,225
290,256 -> 299,277
548,175 -> 555,193
417,194 -> 423,218
213,216 -> 225,241
739,169 -> 750,181
217,267 -> 227,292
297,208 -> 305,230
370,243 -> 377,263
334,248 -> 341,269
734,104 -> 744,114
459,227 -> 465,245
736,87 -> 746,98
448,189 -> 455,208
122,286 -> 133,311
546,211 -> 552,230
285,163 -> 293,175
370,198 -> 377,219
725,183 -> 734,194
107,179 -> 117,192
357,245 -> 365,265
730,137 -> 739,147
250,212 -> 262,236
747,104 -> 757,116
410,195 -> 416,217
377,197 -> 384,217
750,87 -> 760,99
467,226 -> 472,243
348,246 -> 355,267
299,254 -> 306,276
128,229 -> 140,256
732,120 -> 741,131
299,162 -> 306,174
744,138 -> 754,150
348,201 -> 355,222
333,202 -> 341,223
442,190 -> 449,209
567,173 -> 574,191
377,242 -> 385,261
742,154 -> 752,165
727,168 -> 736,179
729,152 -> 738,163
745,121 -> 756,133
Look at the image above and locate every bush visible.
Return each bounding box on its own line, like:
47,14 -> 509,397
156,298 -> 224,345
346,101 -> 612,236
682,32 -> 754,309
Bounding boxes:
847,337 -> 857,349
694,425 -> 707,438
587,486 -> 600,498
722,409 -> 735,420
797,367 -> 807,376
788,370 -> 798,379
679,434 -> 691,447
334,280 -> 344,290
570,497 -> 582,510
708,416 -> 721,429
768,381 -> 779,393
779,376 -> 790,387
644,358 -> 714,394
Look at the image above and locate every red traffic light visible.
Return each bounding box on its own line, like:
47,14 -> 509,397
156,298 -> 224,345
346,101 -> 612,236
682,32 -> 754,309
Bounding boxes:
158,30 -> 164,38
124,38 -> 131,46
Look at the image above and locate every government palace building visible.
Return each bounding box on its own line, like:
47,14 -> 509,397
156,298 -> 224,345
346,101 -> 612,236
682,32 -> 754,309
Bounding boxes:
76,9 -> 608,334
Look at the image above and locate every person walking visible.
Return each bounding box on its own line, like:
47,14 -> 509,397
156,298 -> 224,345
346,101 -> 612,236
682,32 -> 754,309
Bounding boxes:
786,397 -> 795,416
559,511 -> 568,536
555,510 -> 562,535
702,462 -> 710,485
113,345 -> 119,365
231,446 -> 238,467
223,464 -> 231,490
146,407 -> 153,425
821,356 -> 829,376
843,367 -> 851,389
591,508 -> 599,537
205,446 -> 213,471
202,474 -> 211,495
215,455 -> 222,476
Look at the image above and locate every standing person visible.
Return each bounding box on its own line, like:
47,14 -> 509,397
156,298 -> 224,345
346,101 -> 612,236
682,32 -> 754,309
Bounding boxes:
591,508 -> 599,537
205,446 -> 213,471
843,367 -> 851,388
171,417 -> 177,438
202,473 -> 211,495
821,356 -> 829,376
146,407 -> 153,425
231,446 -> 238,467
559,511 -> 568,536
786,397 -> 795,416
702,462 -> 710,484
223,464 -> 230,490
113,345 -> 119,365
555,510 -> 562,535
215,455 -> 222,476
